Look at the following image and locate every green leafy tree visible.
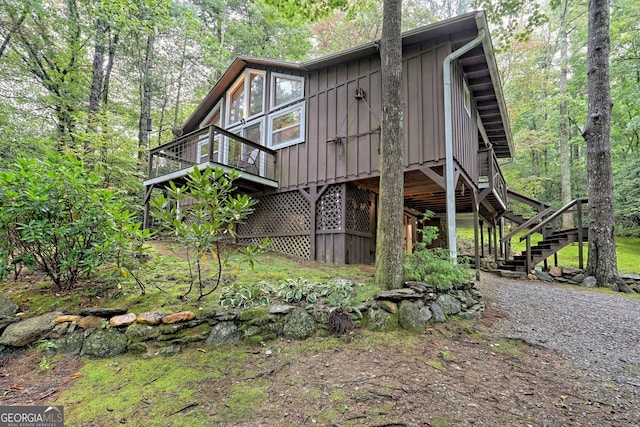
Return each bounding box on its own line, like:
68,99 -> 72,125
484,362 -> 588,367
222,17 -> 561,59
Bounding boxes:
150,166 -> 267,300
0,153 -> 120,290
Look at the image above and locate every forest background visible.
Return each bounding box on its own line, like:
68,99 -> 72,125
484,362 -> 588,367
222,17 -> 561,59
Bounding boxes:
1,0 -> 639,237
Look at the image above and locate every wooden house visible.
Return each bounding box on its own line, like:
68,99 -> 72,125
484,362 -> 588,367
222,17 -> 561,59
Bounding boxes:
143,11 -> 514,267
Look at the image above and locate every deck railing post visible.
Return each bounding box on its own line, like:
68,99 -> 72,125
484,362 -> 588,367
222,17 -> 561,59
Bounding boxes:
525,235 -> 531,273
208,126 -> 215,162
577,200 -> 585,270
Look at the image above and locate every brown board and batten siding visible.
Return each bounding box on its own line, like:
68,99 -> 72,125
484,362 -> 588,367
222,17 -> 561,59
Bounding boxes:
277,40 -> 481,192
451,62 -> 480,186
277,56 -> 382,190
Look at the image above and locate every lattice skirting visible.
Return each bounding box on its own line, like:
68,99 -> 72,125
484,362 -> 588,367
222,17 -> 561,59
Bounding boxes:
238,235 -> 311,260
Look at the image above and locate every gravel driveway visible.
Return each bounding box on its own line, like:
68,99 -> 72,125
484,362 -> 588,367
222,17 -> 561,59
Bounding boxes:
478,272 -> 640,385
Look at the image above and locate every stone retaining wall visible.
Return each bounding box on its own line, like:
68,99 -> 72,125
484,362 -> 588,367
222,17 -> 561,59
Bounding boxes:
0,281 -> 484,358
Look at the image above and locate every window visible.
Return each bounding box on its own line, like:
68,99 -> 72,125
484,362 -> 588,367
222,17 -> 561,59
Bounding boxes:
197,136 -> 221,163
271,73 -> 304,108
269,102 -> 305,149
463,80 -> 471,117
226,69 -> 265,126
225,118 -> 264,167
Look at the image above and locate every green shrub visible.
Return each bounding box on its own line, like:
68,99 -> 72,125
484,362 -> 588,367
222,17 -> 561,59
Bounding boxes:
220,281 -> 273,308
0,153 -> 124,290
404,211 -> 473,290
150,166 -> 268,300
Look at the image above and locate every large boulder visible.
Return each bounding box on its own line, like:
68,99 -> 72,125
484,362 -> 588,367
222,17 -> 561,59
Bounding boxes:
283,308 -> 316,340
0,311 -> 62,347
364,307 -> 398,332
81,328 -> 128,357
398,301 -> 431,332
0,295 -> 18,315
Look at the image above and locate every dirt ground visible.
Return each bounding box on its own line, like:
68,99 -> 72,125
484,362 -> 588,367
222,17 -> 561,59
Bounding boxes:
1,281 -> 639,426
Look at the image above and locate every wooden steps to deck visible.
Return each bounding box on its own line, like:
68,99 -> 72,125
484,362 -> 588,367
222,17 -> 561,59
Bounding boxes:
501,228 -> 588,272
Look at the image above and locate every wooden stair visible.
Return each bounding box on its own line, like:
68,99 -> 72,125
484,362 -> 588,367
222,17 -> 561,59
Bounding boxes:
501,228 -> 588,272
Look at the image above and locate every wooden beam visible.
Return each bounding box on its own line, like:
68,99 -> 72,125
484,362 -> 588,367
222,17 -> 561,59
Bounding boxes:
419,166 -> 445,189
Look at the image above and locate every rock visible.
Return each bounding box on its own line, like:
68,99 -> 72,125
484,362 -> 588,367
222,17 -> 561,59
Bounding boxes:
500,270 -> 528,279
81,328 -> 128,357
77,315 -> 104,329
436,294 -> 462,315
460,302 -> 486,319
283,308 -> 316,340
430,302 -> 447,323
562,267 -> 583,276
363,307 -> 398,332
127,342 -> 149,355
0,295 -> 18,315
79,307 -> 128,317
206,322 -> 240,344
405,281 -> 435,293
375,288 -> 420,301
125,323 -> 160,342
49,322 -> 69,339
377,300 -> 398,314
54,331 -> 84,355
136,312 -> 165,325
159,319 -> 206,335
157,323 -> 211,344
162,311 -> 196,324
0,311 -> 62,347
269,305 -> 296,315
398,301 -> 430,332
534,270 -> 554,282
109,313 -> 137,327
572,273 -> 585,283
548,266 -> 563,277
583,276 -> 597,287
0,314 -> 19,333
55,315 -> 81,324
158,345 -> 181,355
527,273 -> 537,280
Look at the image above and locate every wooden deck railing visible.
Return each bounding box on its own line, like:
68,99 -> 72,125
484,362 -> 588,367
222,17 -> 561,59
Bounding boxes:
478,148 -> 507,204
148,125 -> 277,182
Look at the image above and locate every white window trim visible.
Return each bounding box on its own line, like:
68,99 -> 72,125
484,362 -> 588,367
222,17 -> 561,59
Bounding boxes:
268,102 -> 305,149
463,80 -> 471,118
224,117 -> 265,162
226,69 -> 266,128
270,72 -> 305,110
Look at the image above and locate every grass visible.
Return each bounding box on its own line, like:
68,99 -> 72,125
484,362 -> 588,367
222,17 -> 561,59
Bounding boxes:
458,227 -> 640,274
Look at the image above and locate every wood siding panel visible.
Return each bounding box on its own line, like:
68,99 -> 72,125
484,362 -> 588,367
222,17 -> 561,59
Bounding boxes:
451,65 -> 478,183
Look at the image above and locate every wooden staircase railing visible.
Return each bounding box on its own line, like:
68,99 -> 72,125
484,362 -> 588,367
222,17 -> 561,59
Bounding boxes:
502,198 -> 588,273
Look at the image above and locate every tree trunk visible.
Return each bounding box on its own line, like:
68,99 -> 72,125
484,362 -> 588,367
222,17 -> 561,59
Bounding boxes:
102,32 -> 118,108
559,1 -> 574,229
0,12 -> 26,59
88,17 -> 107,140
375,0 -> 404,290
138,33 -> 154,163
582,0 -> 630,292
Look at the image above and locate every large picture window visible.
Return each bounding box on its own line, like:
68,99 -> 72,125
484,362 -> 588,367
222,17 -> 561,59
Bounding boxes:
227,69 -> 265,126
271,73 -> 304,109
269,103 -> 305,149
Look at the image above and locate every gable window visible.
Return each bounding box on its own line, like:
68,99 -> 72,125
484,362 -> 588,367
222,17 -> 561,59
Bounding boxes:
269,103 -> 305,149
197,102 -> 222,163
227,69 -> 265,126
271,73 -> 304,109
463,80 -> 471,117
